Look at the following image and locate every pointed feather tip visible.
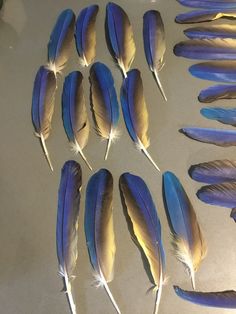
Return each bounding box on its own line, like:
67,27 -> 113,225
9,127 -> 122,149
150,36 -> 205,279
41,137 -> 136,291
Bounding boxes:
230,208 -> 236,222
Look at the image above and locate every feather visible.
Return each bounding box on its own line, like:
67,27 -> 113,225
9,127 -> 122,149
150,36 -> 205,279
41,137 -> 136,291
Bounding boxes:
174,39 -> 236,60
163,171 -> 207,289
143,10 -> 167,101
184,25 -> 236,40
189,159 -> 236,184
119,172 -> 165,314
48,9 -> 75,75
230,208 -> 236,221
75,5 -> 99,67
177,0 -> 236,9
175,9 -> 236,24
180,127 -> 236,146
31,66 -> 56,171
197,182 -> 236,208
89,62 -> 120,160
85,169 -> 120,314
105,2 -> 136,77
62,71 -> 92,170
56,160 -> 82,314
189,61 -> 236,83
174,286 -> 236,308
201,107 -> 236,126
120,69 -> 160,171
199,84 -> 236,102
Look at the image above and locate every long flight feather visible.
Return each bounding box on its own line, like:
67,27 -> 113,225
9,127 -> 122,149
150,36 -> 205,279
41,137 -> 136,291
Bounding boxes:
62,71 -> 92,170
56,160 -> 82,314
105,2 -> 136,77
199,84 -> 236,102
48,9 -> 75,75
75,5 -> 99,67
180,127 -> 236,146
174,286 -> 236,308
85,169 -> 120,314
177,0 -> 236,9
89,62 -> 120,160
163,171 -> 207,289
189,159 -> 236,183
119,173 -> 165,314
175,9 -> 236,24
143,10 -> 167,101
31,66 -> 56,171
184,25 -> 236,40
120,69 -> 160,171
201,107 -> 236,126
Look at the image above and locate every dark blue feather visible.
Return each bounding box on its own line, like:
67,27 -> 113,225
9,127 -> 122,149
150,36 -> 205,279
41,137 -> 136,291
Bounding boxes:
189,61 -> 236,83
174,286 -> 236,308
201,107 -> 236,126
184,25 -> 236,40
199,84 -> 236,103
177,0 -> 236,9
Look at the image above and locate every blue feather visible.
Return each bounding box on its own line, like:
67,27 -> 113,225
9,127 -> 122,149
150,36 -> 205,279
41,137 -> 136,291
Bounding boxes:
174,286 -> 236,309
177,0 -> 236,9
56,160 -> 82,314
184,25 -> 236,40
201,107 -> 236,126
75,5 -> 99,66
189,61 -> 236,83
180,127 -> 236,146
48,9 -> 75,74
199,84 -> 236,102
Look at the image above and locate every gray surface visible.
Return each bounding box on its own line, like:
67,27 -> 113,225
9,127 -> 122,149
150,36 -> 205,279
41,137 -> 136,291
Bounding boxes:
0,0 -> 235,313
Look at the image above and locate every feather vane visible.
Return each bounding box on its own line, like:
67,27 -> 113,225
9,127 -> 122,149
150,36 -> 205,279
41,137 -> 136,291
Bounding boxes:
177,0 -> 236,9
201,107 -> 236,126
199,84 -> 236,102
184,25 -> 236,40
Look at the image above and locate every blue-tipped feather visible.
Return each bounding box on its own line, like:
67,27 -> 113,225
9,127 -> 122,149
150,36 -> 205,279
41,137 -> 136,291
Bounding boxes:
199,84 -> 236,102
174,286 -> 236,308
177,0 -> 236,9
184,25 -> 236,40
189,61 -> 236,83
75,5 -> 99,67
56,160 -> 82,314
163,171 -> 207,289
90,62 -> 119,160
181,127 -> 236,146
201,107 -> 236,126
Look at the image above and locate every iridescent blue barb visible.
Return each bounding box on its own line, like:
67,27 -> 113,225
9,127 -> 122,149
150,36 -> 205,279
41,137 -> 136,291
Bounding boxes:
177,0 -> 236,9
199,84 -> 236,102
201,107 -> 236,126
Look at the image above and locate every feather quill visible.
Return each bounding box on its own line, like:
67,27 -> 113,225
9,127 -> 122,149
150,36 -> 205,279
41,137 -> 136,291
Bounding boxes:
75,5 -> 99,67
31,66 -> 56,171
189,61 -> 236,83
48,9 -> 75,75
199,84 -> 236,102
184,25 -> 236,40
105,2 -> 136,77
163,171 -> 207,289
175,9 -> 236,24
180,127 -> 236,146
201,107 -> 236,126
89,62 -> 120,160
62,71 -> 92,170
120,69 -> 160,171
177,0 -> 236,9
85,169 -> 120,314
56,160 -> 82,314
174,286 -> 236,308
143,10 -> 167,101
119,173 -> 165,314
189,159 -> 236,183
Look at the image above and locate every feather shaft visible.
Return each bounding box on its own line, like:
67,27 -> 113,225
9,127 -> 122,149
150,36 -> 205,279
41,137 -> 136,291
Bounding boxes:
154,69 -> 167,102
40,134 -> 53,172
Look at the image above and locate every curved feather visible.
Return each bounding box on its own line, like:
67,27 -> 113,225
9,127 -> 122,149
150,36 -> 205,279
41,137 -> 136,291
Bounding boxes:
199,84 -> 236,103
201,107 -> 236,126
143,10 -> 167,101
174,39 -> 236,60
119,173 -> 165,314
62,71 -> 92,170
189,159 -> 236,184
56,160 -> 82,314
106,2 -> 136,77
89,62 -> 120,160
75,5 -> 99,67
163,171 -> 207,289
85,169 -> 120,314
174,286 -> 236,309
31,66 -> 56,171
230,208 -> 236,221
120,69 -> 160,171
180,127 -> 236,146
177,0 -> 236,9
175,9 -> 236,24
189,61 -> 236,83
184,25 -> 236,40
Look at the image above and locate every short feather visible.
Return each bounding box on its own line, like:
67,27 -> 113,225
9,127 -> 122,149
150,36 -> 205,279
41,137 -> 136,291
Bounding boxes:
184,25 -> 236,40
177,0 -> 236,9
201,107 -> 236,126
199,84 -> 236,103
